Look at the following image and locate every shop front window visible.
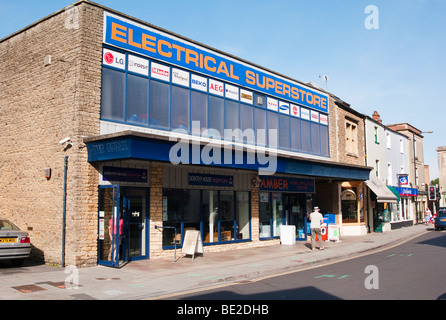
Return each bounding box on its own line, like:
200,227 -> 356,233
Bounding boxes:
272,193 -> 284,237
101,49 -> 330,158
220,191 -> 235,241
162,189 -> 182,247
259,192 -> 271,238
341,188 -> 358,223
236,192 -> 250,240
203,190 -> 219,243
183,190 -> 201,234
259,192 -> 286,238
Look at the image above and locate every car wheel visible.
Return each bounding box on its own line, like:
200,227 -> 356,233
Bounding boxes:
10,259 -> 25,267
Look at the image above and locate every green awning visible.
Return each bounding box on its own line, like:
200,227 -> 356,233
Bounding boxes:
387,186 -> 401,202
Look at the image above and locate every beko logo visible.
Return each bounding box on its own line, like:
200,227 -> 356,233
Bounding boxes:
192,79 -> 207,88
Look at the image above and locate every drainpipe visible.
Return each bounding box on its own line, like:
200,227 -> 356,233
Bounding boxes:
62,155 -> 68,268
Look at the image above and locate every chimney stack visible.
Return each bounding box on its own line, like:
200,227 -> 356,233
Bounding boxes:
372,111 -> 382,124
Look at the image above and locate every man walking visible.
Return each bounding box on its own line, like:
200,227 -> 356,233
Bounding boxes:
309,207 -> 325,250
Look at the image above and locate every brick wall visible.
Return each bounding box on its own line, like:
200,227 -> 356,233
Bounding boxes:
0,2 -> 103,267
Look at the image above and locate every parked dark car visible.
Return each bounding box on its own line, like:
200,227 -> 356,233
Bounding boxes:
434,210 -> 446,231
0,219 -> 31,266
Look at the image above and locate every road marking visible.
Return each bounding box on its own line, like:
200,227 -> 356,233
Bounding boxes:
315,274 -> 349,279
147,230 -> 428,300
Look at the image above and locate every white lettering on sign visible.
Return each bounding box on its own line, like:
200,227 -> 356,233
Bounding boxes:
209,79 -> 224,96
151,62 -> 170,81
267,97 -> 278,111
191,74 -> 208,92
128,54 -> 149,76
291,104 -> 300,118
172,68 -> 190,87
225,84 -> 239,101
103,48 -> 126,70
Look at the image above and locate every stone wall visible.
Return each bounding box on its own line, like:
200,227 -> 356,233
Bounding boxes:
0,2 -> 103,266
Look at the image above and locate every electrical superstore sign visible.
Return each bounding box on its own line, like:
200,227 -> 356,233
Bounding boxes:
103,13 -> 329,114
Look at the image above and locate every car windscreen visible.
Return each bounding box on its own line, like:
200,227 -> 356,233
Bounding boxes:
0,220 -> 20,231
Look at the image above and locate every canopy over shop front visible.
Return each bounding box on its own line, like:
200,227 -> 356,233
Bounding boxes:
365,173 -> 399,203
84,131 -> 372,181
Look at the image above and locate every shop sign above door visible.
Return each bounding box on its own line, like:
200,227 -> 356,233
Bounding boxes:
102,166 -> 148,183
259,176 -> 315,193
188,173 -> 233,187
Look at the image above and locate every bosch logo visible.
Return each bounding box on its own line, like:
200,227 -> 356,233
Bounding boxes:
104,52 -> 114,64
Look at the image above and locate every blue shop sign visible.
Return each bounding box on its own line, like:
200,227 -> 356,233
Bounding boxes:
398,175 -> 409,186
395,187 -> 418,197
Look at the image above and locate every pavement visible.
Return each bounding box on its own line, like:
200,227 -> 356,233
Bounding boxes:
0,223 -> 431,300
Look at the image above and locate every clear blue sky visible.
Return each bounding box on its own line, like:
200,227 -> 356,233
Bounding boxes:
1,0 -> 445,179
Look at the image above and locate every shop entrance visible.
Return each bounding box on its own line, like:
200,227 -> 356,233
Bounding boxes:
284,193 -> 309,240
259,192 -> 310,241
98,186 -> 149,267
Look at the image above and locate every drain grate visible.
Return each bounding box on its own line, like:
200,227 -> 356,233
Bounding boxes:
12,284 -> 46,294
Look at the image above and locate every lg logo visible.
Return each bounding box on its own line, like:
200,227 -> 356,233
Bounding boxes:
104,52 -> 114,65
103,50 -> 125,69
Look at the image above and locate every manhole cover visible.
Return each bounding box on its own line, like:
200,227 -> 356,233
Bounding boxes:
12,284 -> 46,294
